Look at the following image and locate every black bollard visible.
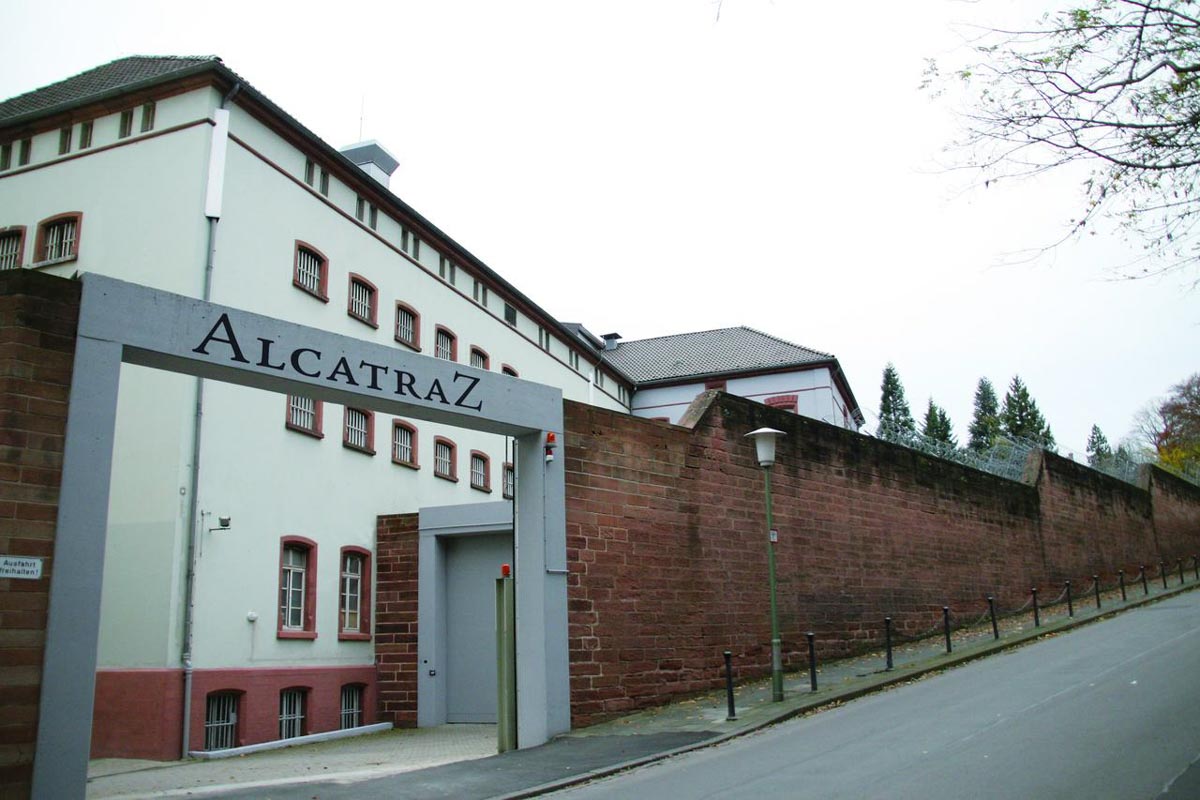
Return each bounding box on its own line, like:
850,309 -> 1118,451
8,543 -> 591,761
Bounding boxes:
724,650 -> 737,721
988,596 -> 999,641
1093,575 -> 1101,610
806,632 -> 817,692
1032,588 -> 1041,627
1119,569 -> 1127,602
1141,565 -> 1149,596
1066,580 -> 1074,618
885,617 -> 894,671
943,606 -> 952,654
1194,555 -> 1199,582
1161,561 -> 1169,590
1179,559 -> 1185,586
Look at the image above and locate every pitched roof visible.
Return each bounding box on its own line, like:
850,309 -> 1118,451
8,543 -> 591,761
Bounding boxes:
0,56 -> 220,125
606,326 -> 834,384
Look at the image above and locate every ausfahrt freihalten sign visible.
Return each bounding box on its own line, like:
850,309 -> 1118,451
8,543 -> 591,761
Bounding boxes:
0,555 -> 43,580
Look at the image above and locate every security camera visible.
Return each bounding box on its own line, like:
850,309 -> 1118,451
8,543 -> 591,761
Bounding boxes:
218,516 -> 232,528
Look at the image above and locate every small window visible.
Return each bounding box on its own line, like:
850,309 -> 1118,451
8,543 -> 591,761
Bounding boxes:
502,365 -> 519,378
286,395 -> 323,438
140,102 -> 156,133
355,196 -> 366,222
538,327 -> 551,352
338,548 -> 370,639
569,351 -> 580,371
765,394 -> 799,413
293,242 -> 329,300
369,204 -> 378,230
79,121 -> 93,149
470,452 -> 491,492
391,420 -> 418,468
278,537 -> 317,638
319,169 -> 330,196
618,385 -> 630,406
412,236 -> 421,260
17,138 -> 31,166
473,280 -> 488,306
304,158 -> 315,186
469,346 -> 489,370
394,302 -> 420,350
340,685 -> 364,730
343,408 -> 374,454
58,126 -> 72,155
35,213 -> 81,263
400,227 -> 410,254
434,326 -> 457,361
279,689 -> 307,739
434,437 -> 457,481
119,110 -> 134,139
0,143 -> 11,171
504,303 -> 517,326
438,256 -> 456,284
204,692 -> 240,751
347,274 -> 378,327
593,366 -> 605,389
0,227 -> 26,271
502,463 -> 515,499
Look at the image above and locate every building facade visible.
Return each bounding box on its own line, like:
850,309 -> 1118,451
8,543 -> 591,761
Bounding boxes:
0,56 -> 861,760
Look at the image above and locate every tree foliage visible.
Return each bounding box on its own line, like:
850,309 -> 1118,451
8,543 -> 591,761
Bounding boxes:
1155,372 -> 1200,469
877,362 -> 916,438
928,0 -> 1200,277
1000,375 -> 1057,449
1086,423 -> 1113,465
968,377 -> 1002,451
922,399 -> 958,447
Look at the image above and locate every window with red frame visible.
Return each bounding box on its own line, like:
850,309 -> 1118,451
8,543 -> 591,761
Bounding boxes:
765,395 -> 798,413
502,462 -> 515,499
338,547 -> 371,641
0,227 -> 25,271
470,451 -> 490,492
469,346 -> 489,370
434,437 -> 457,481
343,408 -> 374,454
394,302 -> 420,349
434,327 -> 457,361
293,242 -> 328,301
347,274 -> 378,327
278,537 -> 317,639
286,395 -> 323,437
35,212 -> 81,263
391,420 -> 418,468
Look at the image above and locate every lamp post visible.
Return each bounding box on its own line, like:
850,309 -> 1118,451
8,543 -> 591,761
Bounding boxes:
745,426 -> 786,702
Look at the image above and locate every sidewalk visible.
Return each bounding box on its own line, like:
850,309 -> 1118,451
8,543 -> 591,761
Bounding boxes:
87,575 -> 1200,799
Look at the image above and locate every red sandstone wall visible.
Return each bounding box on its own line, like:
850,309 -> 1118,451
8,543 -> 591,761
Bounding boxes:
0,273 -> 79,798
565,393 -> 1200,726
374,513 -> 419,727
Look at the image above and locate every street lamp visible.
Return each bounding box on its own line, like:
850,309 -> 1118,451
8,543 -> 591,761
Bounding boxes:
745,426 -> 786,702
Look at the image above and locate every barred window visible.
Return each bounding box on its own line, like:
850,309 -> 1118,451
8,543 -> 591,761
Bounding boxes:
340,685 -> 363,730
343,408 -> 374,454
279,689 -> 306,739
286,395 -> 322,437
392,421 -> 417,467
0,229 -> 24,271
435,327 -> 456,361
394,303 -> 419,349
470,347 -> 489,370
470,452 -> 490,491
434,438 -> 456,481
204,692 -> 239,751
503,463 -> 515,499
293,243 -> 328,300
348,275 -> 377,326
37,214 -> 80,262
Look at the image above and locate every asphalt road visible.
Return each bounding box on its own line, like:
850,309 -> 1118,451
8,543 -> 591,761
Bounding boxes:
550,590 -> 1200,800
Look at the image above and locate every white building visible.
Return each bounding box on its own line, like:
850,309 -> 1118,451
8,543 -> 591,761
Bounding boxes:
0,56 -> 860,760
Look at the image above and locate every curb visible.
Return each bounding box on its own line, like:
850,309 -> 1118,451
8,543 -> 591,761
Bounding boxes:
495,580 -> 1200,799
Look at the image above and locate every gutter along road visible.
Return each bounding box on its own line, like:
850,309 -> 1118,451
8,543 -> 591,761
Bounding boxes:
551,589 -> 1200,800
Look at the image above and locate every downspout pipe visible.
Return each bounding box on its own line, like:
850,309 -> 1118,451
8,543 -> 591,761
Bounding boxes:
181,81 -> 240,759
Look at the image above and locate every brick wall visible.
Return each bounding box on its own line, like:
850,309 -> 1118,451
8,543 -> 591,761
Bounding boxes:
374,513 -> 419,727
0,271 -> 80,798
565,392 -> 1200,726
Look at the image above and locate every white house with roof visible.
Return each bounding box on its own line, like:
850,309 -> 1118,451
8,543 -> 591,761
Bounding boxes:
0,55 -> 863,762
606,326 -> 863,429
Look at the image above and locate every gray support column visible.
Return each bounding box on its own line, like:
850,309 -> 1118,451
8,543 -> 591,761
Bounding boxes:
32,337 -> 123,800
416,530 -> 447,727
514,429 -> 570,747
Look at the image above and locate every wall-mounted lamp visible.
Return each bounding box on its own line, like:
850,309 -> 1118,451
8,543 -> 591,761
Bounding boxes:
207,514 -> 232,532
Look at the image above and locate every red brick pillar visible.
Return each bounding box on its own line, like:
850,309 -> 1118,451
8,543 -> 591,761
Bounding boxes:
0,272 -> 80,799
375,513 -> 420,727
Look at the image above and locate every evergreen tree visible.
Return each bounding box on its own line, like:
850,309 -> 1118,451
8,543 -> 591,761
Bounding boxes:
921,399 -> 957,448
967,377 -> 1001,452
1000,375 -> 1056,450
1085,424 -> 1112,467
877,363 -> 915,440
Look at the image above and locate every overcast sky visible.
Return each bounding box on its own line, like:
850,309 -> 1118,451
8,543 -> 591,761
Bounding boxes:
4,0 -> 1196,456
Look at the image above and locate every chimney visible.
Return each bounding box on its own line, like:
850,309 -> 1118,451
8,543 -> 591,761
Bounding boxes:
339,140 -> 399,189
601,332 -> 622,352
